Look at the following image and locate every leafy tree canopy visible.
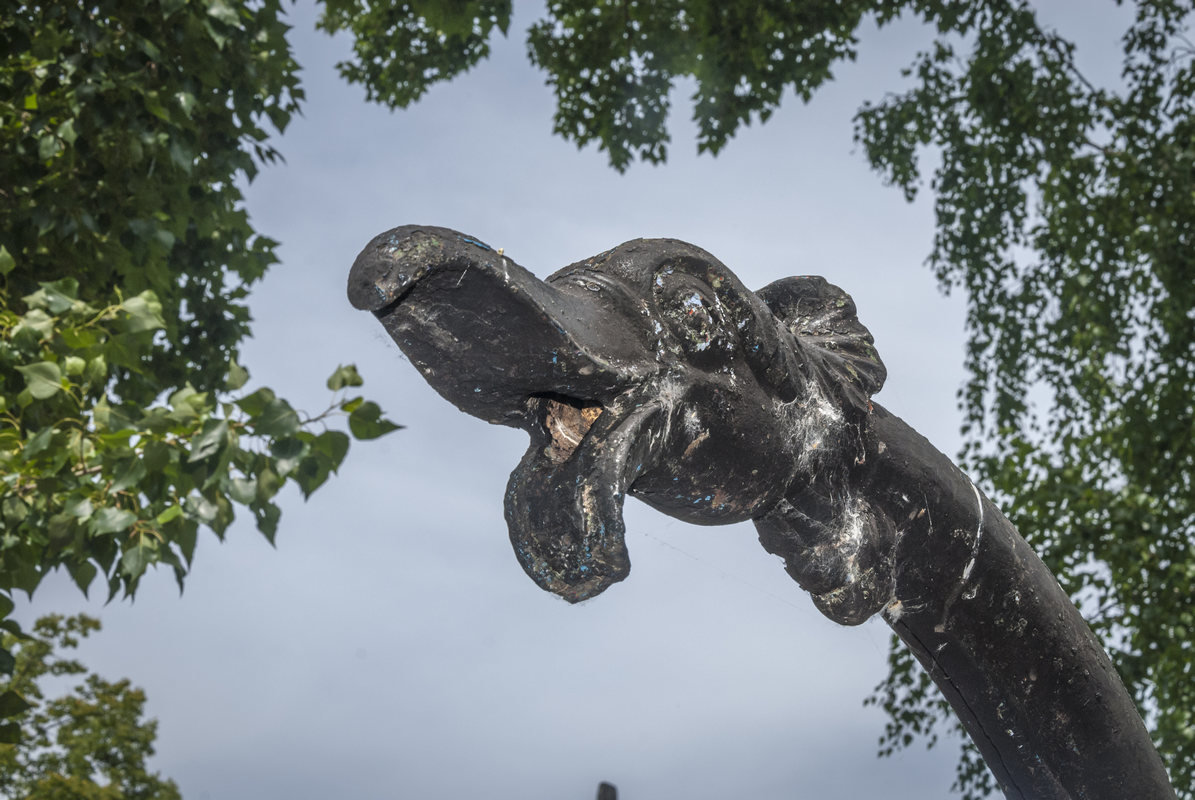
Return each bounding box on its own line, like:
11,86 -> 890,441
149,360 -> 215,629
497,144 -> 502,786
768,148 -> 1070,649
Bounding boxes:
317,0 -> 1194,795
0,614 -> 180,799
1,0 -> 398,733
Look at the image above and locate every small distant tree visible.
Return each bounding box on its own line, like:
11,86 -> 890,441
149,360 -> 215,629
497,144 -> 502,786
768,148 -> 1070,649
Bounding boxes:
0,614 -> 180,799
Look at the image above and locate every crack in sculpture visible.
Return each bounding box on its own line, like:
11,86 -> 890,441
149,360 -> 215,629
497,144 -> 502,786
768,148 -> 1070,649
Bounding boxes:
347,225 -> 1175,799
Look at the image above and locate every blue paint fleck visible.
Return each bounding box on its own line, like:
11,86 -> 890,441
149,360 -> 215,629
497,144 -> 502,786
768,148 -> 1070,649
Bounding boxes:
460,236 -> 491,251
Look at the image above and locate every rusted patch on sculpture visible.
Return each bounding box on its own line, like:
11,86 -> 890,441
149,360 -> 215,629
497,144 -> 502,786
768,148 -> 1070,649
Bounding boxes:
543,398 -> 604,464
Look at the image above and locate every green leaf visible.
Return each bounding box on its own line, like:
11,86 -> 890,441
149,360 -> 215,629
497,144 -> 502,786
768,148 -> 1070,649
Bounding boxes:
269,436 -> 307,476
315,430 -> 351,471
110,457 -> 148,492
57,118 -> 78,144
326,363 -> 364,390
250,395 -> 301,438
3,496 -> 30,525
48,512 -> 75,543
64,495 -> 93,520
0,245 -> 14,275
90,507 -> 137,535
175,91 -> 197,118
208,494 -> 234,537
203,19 -> 228,49
121,542 -> 153,581
85,354 -> 108,385
177,520 -> 199,565
227,476 -> 256,505
255,464 -> 281,501
185,494 -> 218,525
295,454 -> 332,498
0,722 -> 19,744
207,0 -> 240,26
24,279 -> 79,313
120,291 -> 166,332
169,385 -> 209,421
69,560 -> 97,596
142,92 -> 172,122
0,647 -> 13,676
188,419 -> 229,463
348,401 -> 402,440
0,690 -> 32,718
39,133 -> 61,160
12,309 -> 54,341
64,355 -> 86,376
226,358 -> 249,390
16,362 -> 63,399
0,595 -> 12,618
23,426 -> 56,460
94,396 -> 138,432
155,505 -> 183,525
235,387 -> 275,417
254,502 -> 281,545
158,545 -> 186,593
143,440 -> 174,473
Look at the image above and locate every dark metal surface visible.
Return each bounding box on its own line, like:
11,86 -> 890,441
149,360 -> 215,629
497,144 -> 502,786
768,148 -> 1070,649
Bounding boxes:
349,225 -> 1175,799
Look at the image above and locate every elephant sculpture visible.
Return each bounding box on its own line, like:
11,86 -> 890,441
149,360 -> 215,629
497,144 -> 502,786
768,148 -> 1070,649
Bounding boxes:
347,225 -> 1175,799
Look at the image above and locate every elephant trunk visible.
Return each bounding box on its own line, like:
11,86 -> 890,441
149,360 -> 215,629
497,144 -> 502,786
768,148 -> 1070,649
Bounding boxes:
867,405 -> 1174,799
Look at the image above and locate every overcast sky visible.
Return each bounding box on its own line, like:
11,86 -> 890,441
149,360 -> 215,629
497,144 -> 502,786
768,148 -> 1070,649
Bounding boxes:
14,3 -> 1134,799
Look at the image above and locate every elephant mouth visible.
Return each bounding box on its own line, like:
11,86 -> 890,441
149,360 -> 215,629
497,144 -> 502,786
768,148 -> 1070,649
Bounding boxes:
539,396 -> 605,464
348,226 -> 669,602
507,390 -> 669,602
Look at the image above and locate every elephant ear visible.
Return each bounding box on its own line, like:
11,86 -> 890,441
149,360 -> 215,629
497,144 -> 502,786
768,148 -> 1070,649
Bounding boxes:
757,276 -> 886,419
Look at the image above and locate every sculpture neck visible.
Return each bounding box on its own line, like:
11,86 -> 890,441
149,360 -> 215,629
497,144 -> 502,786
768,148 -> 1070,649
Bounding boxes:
845,404 -> 1173,799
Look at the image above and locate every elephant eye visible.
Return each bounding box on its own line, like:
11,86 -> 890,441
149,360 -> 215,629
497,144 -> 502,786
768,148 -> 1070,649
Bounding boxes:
676,291 -> 717,349
655,273 -> 723,353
